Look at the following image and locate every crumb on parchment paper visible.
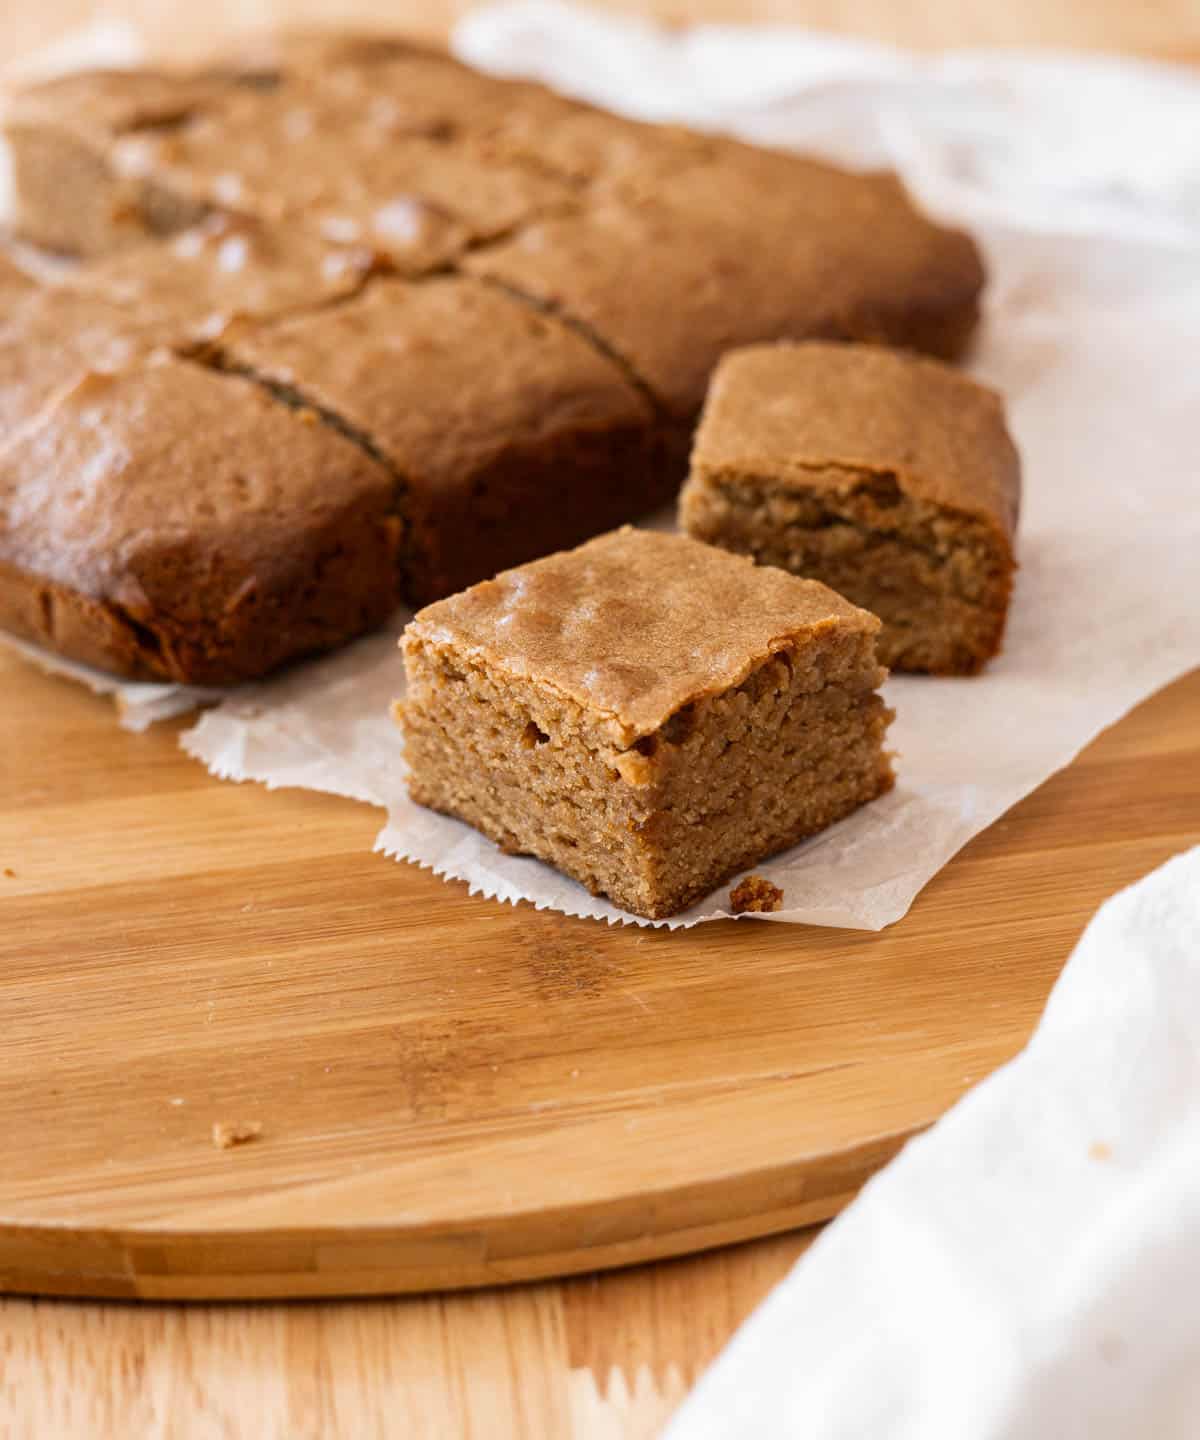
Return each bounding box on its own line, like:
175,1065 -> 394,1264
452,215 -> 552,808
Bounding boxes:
729,875 -> 784,914
212,1120 -> 264,1150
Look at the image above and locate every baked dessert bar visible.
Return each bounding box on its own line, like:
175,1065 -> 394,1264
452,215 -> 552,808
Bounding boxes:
1,34 -> 987,684
0,358 -> 398,683
680,342 -> 1020,674
399,528 -> 894,919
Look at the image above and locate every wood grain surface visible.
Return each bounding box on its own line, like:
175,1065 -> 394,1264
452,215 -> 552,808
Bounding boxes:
0,652 -> 1113,1303
4,1 -> 1200,1434
4,654 -> 1199,1431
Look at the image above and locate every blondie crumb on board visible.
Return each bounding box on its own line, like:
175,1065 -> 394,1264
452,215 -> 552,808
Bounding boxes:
729,875 -> 785,914
212,1120 -> 264,1150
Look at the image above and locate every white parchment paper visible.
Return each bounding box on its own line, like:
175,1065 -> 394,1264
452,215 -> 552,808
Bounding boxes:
6,7 -> 1200,927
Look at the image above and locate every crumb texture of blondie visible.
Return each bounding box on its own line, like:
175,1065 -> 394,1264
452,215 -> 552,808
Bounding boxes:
681,341 -> 1020,675
400,529 -> 894,919
212,1120 -> 264,1150
729,876 -> 785,913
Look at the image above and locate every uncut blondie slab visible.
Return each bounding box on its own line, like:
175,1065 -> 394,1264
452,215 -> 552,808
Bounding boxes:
680,342 -> 1021,675
399,528 -> 894,919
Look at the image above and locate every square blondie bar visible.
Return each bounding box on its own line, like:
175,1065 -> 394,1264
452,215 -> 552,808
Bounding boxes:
399,528 -> 894,919
680,342 -> 1021,674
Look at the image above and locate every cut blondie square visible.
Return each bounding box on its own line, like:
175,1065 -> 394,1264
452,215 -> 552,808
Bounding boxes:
680,341 -> 1021,674
398,528 -> 894,920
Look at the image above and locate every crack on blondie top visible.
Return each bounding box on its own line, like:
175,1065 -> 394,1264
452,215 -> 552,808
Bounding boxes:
471,272 -> 664,419
369,205 -> 574,288
444,203 -> 568,269
108,598 -> 167,661
182,346 -> 413,598
192,346 -> 400,485
36,586 -> 56,643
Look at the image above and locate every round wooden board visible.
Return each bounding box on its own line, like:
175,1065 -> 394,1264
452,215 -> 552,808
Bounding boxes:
3,651 -> 1198,1300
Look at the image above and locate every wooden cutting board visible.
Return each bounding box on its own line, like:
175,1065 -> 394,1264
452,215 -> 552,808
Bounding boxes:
2,649 -> 1197,1300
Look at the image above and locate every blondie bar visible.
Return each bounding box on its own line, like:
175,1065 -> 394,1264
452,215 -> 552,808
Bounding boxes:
680,342 -> 1020,674
399,528 -> 893,919
0,358 -> 398,682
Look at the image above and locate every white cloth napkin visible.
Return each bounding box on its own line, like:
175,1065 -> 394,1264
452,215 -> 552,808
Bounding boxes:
666,843 -> 1200,1439
4,6 -> 1200,930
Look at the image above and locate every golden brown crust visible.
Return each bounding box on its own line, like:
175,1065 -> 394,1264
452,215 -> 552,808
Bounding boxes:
406,527 -> 881,744
106,79 -> 574,273
689,341 -> 1019,542
0,361 -> 400,684
466,153 -> 984,417
0,283 -> 143,441
67,213 -> 375,342
401,529 -> 893,918
0,218 -> 371,435
680,341 -> 1020,675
